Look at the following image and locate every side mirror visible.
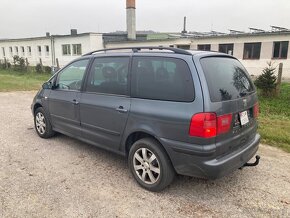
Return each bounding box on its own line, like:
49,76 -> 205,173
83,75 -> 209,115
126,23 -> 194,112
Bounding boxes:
42,82 -> 52,89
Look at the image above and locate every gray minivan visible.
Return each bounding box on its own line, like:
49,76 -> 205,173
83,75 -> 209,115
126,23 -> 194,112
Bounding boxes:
32,47 -> 260,192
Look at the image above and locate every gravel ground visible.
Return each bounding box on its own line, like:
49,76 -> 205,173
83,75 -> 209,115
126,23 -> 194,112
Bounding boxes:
0,91 -> 289,218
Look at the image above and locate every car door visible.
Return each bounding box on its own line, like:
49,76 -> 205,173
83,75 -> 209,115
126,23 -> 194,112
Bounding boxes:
79,56 -> 131,150
48,58 -> 90,137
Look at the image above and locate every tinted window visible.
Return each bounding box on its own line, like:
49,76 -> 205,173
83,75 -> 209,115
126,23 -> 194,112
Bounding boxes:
131,57 -> 194,102
200,57 -> 254,102
56,59 -> 89,91
86,57 -> 129,95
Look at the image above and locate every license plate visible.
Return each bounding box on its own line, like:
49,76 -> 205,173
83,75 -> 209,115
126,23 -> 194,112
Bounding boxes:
239,111 -> 249,126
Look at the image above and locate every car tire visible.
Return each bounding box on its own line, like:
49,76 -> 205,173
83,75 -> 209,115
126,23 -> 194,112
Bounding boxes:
128,138 -> 175,192
34,107 -> 55,138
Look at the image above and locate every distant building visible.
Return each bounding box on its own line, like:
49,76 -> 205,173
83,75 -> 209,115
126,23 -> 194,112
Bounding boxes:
1,28 -> 290,78
0,30 -> 103,67
105,30 -> 290,79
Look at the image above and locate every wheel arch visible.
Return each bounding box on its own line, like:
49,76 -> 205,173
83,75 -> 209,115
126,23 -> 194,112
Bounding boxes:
124,130 -> 170,158
33,103 -> 43,115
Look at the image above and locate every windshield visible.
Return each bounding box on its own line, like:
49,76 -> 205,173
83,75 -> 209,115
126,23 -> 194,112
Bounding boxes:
200,57 -> 255,102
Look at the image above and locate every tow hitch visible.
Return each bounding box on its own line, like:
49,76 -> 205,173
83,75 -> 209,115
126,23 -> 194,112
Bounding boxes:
240,155 -> 260,169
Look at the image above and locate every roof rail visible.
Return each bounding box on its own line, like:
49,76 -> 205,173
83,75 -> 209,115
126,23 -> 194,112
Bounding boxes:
82,46 -> 192,56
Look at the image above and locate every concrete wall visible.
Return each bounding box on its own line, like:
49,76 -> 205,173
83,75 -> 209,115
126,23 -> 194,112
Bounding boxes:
1,32 -> 290,79
189,33 -> 290,78
0,38 -> 51,66
107,33 -> 290,79
0,33 -> 104,68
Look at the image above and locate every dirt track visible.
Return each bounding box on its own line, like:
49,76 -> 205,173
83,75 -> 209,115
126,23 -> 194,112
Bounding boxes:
0,91 -> 289,217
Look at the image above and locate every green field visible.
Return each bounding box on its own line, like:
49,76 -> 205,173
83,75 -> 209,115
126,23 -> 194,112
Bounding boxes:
258,83 -> 290,152
0,69 -> 289,152
0,69 -> 50,91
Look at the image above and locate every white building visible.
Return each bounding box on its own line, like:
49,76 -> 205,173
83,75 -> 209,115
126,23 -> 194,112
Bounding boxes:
1,29 -> 290,79
105,31 -> 290,79
0,30 -> 104,68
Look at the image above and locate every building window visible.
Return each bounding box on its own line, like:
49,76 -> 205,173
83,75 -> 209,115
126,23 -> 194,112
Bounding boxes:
219,43 -> 234,55
37,46 -> 42,56
72,44 -> 82,55
176,45 -> 190,50
45,45 -> 50,56
27,46 -> 32,56
243,42 -> 261,59
62,44 -> 71,55
198,44 -> 211,51
9,47 -> 13,56
15,46 -> 19,56
273,41 -> 289,59
20,46 -> 25,56
1,47 -> 5,57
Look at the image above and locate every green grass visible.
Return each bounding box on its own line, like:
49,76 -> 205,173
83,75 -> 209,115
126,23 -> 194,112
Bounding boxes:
258,83 -> 290,152
0,69 -> 50,91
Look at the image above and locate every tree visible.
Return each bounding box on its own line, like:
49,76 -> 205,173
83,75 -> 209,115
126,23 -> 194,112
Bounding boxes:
254,62 -> 277,96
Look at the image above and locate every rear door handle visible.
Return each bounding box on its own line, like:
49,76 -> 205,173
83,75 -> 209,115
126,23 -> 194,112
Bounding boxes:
72,99 -> 79,105
116,106 -> 128,113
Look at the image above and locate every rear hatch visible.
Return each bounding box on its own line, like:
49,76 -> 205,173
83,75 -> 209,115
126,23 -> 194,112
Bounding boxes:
199,56 -> 259,156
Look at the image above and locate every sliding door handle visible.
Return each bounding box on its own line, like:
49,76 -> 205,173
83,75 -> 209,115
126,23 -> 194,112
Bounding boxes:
116,106 -> 128,113
72,99 -> 79,105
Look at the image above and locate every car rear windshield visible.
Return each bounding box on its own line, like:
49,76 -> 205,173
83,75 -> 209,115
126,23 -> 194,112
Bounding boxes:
200,57 -> 254,102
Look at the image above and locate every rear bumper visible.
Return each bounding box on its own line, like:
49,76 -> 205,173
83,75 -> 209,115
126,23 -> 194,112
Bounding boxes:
160,133 -> 260,179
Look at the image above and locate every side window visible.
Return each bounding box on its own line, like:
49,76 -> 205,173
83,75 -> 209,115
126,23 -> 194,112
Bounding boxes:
56,59 -> 89,91
131,57 -> 194,102
86,57 -> 130,95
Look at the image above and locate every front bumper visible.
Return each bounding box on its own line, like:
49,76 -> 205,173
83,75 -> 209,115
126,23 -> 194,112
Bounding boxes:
160,133 -> 260,179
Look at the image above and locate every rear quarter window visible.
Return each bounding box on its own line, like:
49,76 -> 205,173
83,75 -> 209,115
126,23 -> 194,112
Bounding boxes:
131,56 -> 194,102
200,57 -> 255,102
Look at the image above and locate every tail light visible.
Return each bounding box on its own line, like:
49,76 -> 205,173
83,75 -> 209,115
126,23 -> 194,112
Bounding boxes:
253,103 -> 259,118
217,114 -> 233,135
189,113 -> 217,138
189,113 -> 232,138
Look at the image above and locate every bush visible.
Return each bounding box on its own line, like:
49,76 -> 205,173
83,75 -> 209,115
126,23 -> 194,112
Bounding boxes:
0,59 -> 11,69
44,66 -> 51,73
35,64 -> 43,73
254,62 -> 277,97
12,55 -> 26,71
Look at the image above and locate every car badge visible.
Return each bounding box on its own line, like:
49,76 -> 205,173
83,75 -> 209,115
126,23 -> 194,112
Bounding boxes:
243,99 -> 247,108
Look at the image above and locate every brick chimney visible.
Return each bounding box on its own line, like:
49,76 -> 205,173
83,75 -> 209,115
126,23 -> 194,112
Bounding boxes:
126,0 -> 136,40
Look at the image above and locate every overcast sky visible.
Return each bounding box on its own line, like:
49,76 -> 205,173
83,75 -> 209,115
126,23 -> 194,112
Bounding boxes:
1,0 -> 290,38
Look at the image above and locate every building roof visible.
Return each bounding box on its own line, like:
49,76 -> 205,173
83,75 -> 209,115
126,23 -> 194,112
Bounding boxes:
0,32 -> 102,43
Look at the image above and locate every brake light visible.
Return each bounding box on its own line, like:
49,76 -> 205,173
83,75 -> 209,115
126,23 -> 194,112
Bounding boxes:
254,103 -> 259,118
189,113 -> 233,138
189,113 -> 217,138
217,114 -> 233,134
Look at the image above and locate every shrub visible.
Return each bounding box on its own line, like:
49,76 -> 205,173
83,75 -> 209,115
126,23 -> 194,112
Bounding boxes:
12,55 -> 26,71
0,59 -> 11,69
35,64 -> 43,73
254,62 -> 277,97
44,66 -> 51,73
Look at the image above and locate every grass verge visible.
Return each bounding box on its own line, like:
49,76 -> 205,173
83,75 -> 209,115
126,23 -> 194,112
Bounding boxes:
258,83 -> 290,152
0,69 -> 50,91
